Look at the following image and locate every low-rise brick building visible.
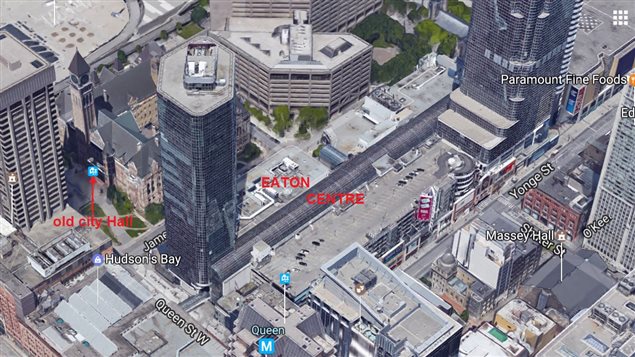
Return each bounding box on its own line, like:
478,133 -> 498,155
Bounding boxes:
521,168 -> 595,241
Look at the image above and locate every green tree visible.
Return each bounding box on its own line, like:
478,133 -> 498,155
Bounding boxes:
272,105 -> 291,136
352,14 -> 405,46
312,144 -> 324,158
176,22 -> 183,31
447,0 -> 472,23
97,63 -> 105,73
419,276 -> 432,287
372,52 -> 418,85
245,102 -> 271,126
415,19 -> 449,46
160,30 -> 168,40
116,49 -> 127,63
460,310 -> 469,322
298,107 -> 329,129
298,122 -> 308,134
239,142 -> 262,162
107,186 -> 133,215
407,6 -> 429,22
144,203 -> 164,224
437,35 -> 457,57
191,6 -> 207,25
295,121 -> 311,140
136,44 -> 142,54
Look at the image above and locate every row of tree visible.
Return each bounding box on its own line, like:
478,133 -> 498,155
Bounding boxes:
271,106 -> 329,137
353,14 -> 457,84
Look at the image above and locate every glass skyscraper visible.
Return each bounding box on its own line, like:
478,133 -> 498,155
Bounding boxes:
157,38 -> 237,288
584,73 -> 635,271
438,0 -> 578,164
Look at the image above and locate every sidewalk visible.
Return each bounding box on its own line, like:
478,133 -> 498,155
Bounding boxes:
398,96 -> 621,273
515,94 -> 619,178
93,181 -> 132,245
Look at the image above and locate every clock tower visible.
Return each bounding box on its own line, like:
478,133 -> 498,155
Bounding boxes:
68,49 -> 96,146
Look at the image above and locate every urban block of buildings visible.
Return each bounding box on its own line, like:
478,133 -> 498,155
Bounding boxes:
432,201 -> 541,320
227,298 -> 337,356
539,274 -> 635,357
494,298 -> 558,354
519,249 -> 615,320
308,243 -> 463,356
560,0 -> 635,122
61,43 -> 251,213
0,206 -> 113,356
459,323 -> 528,357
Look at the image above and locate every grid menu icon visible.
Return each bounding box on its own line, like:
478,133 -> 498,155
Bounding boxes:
613,10 -> 628,26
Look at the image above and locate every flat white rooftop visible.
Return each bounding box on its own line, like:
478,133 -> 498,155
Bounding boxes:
0,30 -> 49,92
0,0 -> 128,81
214,16 -> 370,70
450,89 -> 516,129
539,278 -> 635,357
438,110 -> 505,149
157,37 -> 235,116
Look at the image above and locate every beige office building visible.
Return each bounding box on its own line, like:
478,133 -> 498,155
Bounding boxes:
0,27 -> 67,230
213,11 -> 372,116
231,0 -> 382,32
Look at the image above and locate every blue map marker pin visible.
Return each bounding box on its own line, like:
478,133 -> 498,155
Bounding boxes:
92,253 -> 104,266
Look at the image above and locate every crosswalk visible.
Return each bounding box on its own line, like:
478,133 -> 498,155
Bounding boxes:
141,0 -> 182,26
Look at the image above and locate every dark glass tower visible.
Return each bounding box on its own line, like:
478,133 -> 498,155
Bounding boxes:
157,38 -> 237,288
438,0 -> 577,164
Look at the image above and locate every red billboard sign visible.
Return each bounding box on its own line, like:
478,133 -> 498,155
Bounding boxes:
573,85 -> 586,115
416,194 -> 433,222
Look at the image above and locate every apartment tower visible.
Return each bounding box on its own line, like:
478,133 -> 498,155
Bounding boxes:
0,28 -> 67,229
584,74 -> 635,271
157,37 -> 237,288
438,0 -> 578,164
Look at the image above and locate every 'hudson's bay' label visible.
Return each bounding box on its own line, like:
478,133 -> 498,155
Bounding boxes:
104,253 -> 180,266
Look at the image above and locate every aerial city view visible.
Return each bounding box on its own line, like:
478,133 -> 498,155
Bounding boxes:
1,0 -> 635,356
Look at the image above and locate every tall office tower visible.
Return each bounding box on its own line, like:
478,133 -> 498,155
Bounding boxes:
438,0 -> 577,164
0,29 -> 67,229
157,37 -> 237,289
68,50 -> 96,145
584,76 -> 635,271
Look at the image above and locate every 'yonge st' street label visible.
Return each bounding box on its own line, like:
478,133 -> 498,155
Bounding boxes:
508,163 -> 556,199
